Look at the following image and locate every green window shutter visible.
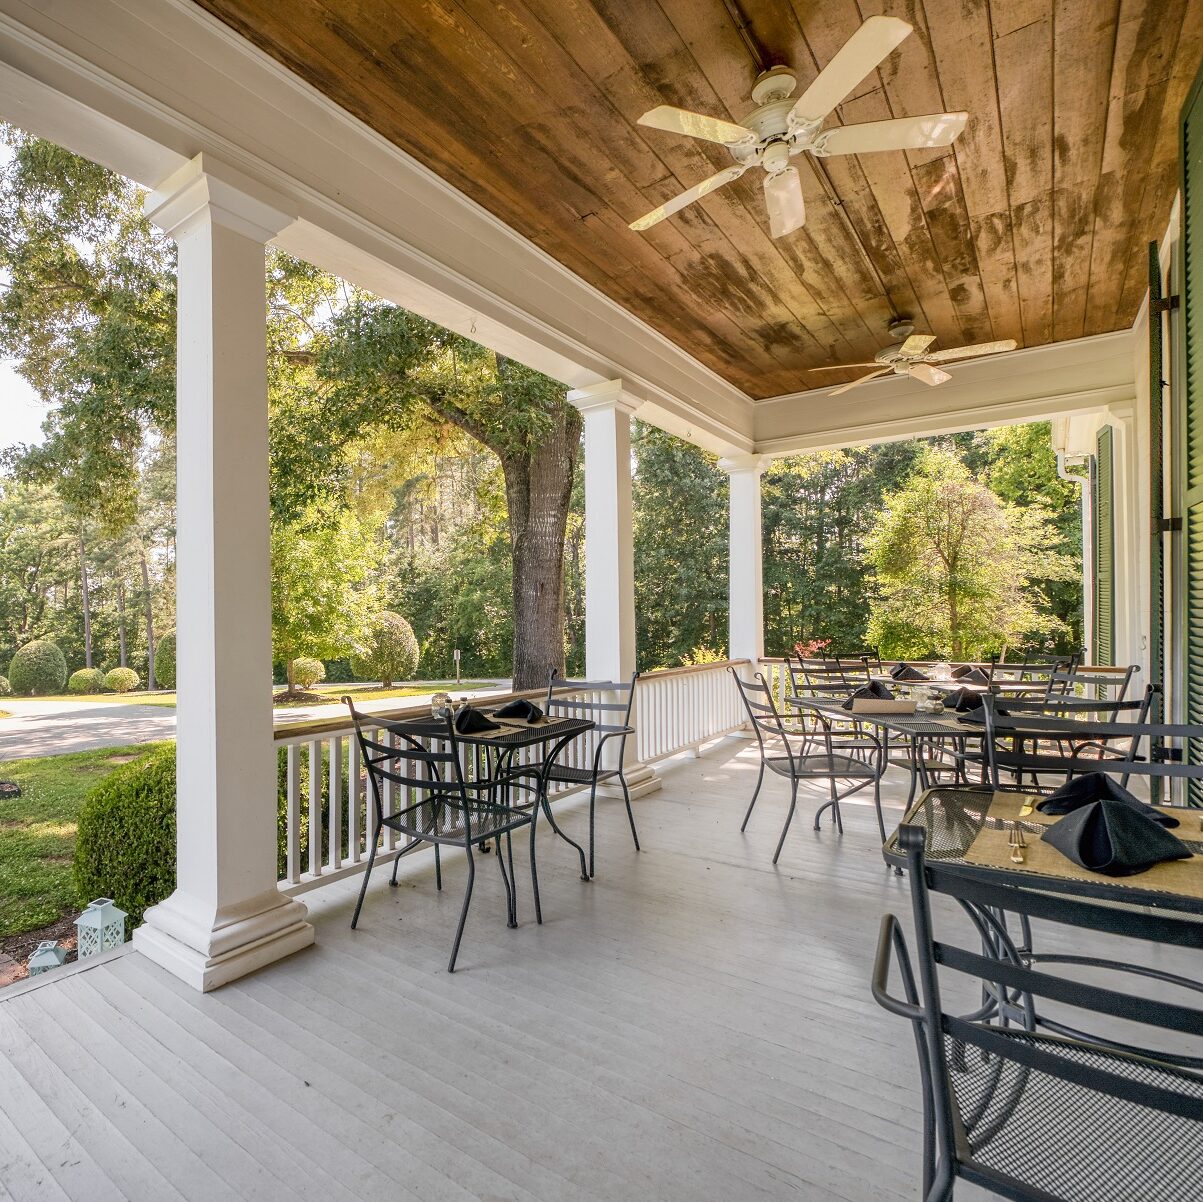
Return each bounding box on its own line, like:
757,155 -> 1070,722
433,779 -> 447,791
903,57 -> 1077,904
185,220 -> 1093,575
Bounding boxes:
1149,242 -> 1166,693
1093,426 -> 1115,667
1181,60 -> 1203,802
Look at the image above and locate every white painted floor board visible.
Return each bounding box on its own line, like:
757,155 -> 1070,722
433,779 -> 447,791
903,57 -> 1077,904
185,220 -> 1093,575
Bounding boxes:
0,736 -> 1191,1200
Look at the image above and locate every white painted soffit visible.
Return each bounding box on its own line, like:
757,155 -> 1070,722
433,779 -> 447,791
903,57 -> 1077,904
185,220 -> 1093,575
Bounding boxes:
0,0 -> 755,455
752,330 -> 1138,455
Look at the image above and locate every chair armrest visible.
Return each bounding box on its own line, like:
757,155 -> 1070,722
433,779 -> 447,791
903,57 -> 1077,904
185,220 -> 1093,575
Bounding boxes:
871,915 -> 925,1021
595,724 -> 635,738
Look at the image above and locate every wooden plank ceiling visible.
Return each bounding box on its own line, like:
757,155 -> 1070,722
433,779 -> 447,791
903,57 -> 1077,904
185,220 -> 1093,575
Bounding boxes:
193,0 -> 1202,400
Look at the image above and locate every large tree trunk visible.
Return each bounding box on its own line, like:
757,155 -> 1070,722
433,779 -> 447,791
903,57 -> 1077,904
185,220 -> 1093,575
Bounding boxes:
502,403 -> 581,691
140,548 -> 156,687
78,531 -> 93,669
116,580 -> 128,667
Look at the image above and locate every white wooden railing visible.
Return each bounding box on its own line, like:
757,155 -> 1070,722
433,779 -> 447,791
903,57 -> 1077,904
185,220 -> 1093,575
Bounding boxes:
273,659 -> 751,896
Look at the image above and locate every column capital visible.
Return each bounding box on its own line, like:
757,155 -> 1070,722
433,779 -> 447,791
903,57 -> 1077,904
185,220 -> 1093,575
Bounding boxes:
145,153 -> 295,242
567,379 -> 643,417
717,452 -> 772,476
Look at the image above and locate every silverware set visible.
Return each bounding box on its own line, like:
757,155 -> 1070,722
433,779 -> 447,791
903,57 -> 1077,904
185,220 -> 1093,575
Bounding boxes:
1008,821 -> 1027,864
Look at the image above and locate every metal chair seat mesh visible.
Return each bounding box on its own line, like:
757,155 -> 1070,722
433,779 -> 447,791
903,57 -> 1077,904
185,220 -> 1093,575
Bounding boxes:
765,753 -> 878,778
946,1029 -> 1203,1202
542,762 -> 619,785
382,797 -> 531,844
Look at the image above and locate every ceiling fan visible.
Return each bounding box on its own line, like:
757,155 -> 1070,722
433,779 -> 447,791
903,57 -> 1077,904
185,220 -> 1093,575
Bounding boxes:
812,324 -> 1017,395
629,15 -> 967,239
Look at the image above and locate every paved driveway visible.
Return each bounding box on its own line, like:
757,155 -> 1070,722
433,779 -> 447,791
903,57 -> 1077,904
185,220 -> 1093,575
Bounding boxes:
0,684 -> 511,761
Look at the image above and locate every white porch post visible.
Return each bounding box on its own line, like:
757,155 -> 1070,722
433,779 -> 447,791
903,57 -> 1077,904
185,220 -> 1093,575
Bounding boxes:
133,155 -> 313,991
719,454 -> 769,672
568,380 -> 659,797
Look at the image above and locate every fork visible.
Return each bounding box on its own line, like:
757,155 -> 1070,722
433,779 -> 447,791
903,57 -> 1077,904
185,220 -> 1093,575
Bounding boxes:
1008,822 -> 1027,864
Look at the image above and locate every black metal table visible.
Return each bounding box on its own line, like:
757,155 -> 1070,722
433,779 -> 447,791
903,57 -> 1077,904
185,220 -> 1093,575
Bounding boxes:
392,713 -> 595,882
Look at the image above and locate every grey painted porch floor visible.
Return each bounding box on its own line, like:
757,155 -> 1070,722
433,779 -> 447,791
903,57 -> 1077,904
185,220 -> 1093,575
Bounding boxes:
0,737 -> 1188,1201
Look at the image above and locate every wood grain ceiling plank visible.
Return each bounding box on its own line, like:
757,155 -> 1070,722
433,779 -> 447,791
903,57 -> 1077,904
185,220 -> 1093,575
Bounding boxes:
1083,0 -> 1188,333
1049,0 -> 1121,343
992,7 -> 1055,345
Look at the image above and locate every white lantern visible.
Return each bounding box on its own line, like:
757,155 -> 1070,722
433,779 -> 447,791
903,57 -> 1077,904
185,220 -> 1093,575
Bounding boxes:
27,940 -> 67,976
74,898 -> 127,958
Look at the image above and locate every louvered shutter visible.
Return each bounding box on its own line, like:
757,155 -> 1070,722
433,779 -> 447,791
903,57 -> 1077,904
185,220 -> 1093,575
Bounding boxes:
1093,427 -> 1115,666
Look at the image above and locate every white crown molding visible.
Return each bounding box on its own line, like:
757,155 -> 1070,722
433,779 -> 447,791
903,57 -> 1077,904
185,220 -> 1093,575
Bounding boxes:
566,380 -> 643,417
717,453 -> 771,475
0,0 -> 754,455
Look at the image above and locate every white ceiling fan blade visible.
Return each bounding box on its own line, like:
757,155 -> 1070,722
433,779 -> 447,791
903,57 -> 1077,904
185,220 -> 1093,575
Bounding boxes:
763,167 -> 806,238
629,165 -> 747,231
925,339 -> 1017,364
812,112 -> 968,157
828,367 -> 892,396
908,362 -> 953,387
637,105 -> 754,146
789,16 -> 912,126
899,333 -> 936,357
809,362 -> 884,372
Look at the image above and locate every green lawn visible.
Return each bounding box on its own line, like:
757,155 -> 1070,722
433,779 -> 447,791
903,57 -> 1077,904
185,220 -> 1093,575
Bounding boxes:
273,681 -> 494,708
8,690 -> 178,707
0,744 -> 162,936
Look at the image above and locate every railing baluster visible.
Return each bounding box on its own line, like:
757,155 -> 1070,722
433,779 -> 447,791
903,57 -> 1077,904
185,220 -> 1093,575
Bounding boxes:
328,735 -> 343,871
308,739 -> 323,877
286,743 -> 300,884
347,735 -> 361,862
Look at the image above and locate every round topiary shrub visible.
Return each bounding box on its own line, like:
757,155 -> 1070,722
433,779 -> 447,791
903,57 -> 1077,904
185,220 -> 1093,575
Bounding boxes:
290,657 -> 326,690
9,639 -> 68,695
154,631 -> 176,689
104,667 -> 140,693
69,667 -> 107,694
74,744 -> 176,926
0,675 -> 11,697
350,612 -> 419,687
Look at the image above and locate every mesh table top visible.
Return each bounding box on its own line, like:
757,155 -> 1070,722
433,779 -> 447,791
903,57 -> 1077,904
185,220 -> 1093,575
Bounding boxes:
385,714 -> 594,749
791,695 -> 983,738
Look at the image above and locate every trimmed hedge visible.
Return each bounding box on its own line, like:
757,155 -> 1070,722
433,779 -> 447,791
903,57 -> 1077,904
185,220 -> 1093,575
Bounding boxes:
74,744 -> 177,926
350,612 -> 419,687
104,667 -> 140,693
291,657 -> 326,689
154,632 -> 176,689
69,668 -> 108,694
0,675 -> 11,697
9,639 -> 68,695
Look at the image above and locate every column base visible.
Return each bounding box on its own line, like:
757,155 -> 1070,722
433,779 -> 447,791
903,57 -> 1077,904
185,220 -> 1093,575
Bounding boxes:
599,760 -> 662,799
133,887 -> 314,992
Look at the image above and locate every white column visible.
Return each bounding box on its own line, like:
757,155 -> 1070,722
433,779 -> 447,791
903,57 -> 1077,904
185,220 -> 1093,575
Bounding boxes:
567,380 -> 659,796
719,454 -> 770,670
133,155 -> 313,991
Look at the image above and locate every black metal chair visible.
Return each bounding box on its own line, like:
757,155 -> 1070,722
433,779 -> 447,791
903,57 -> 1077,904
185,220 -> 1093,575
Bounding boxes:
873,823 -> 1203,1202
731,668 -> 887,861
1042,662 -> 1138,704
541,671 -> 639,878
345,699 -> 541,972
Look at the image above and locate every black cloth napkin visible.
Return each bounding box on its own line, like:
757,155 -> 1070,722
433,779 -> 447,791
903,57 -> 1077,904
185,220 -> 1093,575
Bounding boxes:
952,667 -> 989,685
454,706 -> 501,735
890,663 -> 930,681
944,687 -> 984,713
1036,772 -> 1180,827
493,698 -> 544,723
842,680 -> 894,710
1041,798 -> 1191,876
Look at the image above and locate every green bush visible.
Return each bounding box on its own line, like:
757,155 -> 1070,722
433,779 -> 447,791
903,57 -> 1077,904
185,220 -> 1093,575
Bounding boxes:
9,639 -> 68,695
74,744 -> 177,926
290,657 -> 326,689
0,675 -> 11,697
350,611 -> 419,687
154,632 -> 176,689
69,668 -> 108,694
104,667 -> 140,693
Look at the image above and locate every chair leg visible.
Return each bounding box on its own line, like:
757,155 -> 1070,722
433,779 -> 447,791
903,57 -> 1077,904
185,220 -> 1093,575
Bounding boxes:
497,834 -> 516,929
619,774 -> 640,850
588,778 -> 599,879
741,761 -> 766,832
773,779 -> 799,864
506,831 -> 517,925
352,822 -> 381,929
528,809 -> 543,925
448,844 -> 477,973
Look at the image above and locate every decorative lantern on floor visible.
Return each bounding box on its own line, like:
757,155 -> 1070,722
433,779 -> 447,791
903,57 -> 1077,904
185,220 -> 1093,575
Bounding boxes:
74,898 -> 127,958
27,940 -> 67,976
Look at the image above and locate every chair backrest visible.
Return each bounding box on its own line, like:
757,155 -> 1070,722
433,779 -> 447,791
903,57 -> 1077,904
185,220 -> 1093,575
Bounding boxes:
343,698 -> 463,826
545,671 -> 637,740
730,668 -> 809,768
893,824 -> 1203,1197
786,653 -> 856,698
1045,663 -> 1137,703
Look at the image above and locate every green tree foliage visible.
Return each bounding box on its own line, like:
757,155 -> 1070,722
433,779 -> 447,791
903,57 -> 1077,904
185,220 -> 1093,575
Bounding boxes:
68,668 -> 106,694
631,422 -> 728,669
154,632 -> 176,689
103,666 -> 139,693
289,657 -> 325,690
0,676 -> 11,696
865,447 -> 1077,659
8,638 -> 67,694
350,611 -> 419,686
271,503 -> 384,694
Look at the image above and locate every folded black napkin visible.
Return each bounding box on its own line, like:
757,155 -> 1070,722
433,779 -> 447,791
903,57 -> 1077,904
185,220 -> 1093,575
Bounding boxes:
454,706 -> 501,734
841,680 -> 894,710
944,686 -> 984,713
493,698 -> 544,723
1041,799 -> 1191,876
890,663 -> 930,681
952,667 -> 989,685
1036,772 -> 1179,827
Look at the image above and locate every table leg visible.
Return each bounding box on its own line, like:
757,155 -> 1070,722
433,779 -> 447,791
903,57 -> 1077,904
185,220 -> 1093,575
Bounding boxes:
535,731 -> 590,881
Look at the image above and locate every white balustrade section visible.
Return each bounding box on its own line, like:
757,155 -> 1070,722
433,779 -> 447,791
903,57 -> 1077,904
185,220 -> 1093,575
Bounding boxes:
274,660 -> 751,897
